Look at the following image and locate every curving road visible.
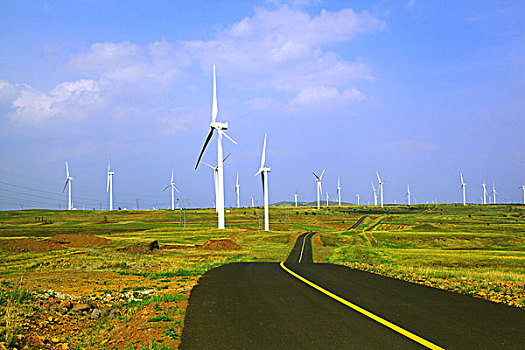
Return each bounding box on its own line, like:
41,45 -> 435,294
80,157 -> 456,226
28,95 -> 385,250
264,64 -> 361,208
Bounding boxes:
180,231 -> 525,349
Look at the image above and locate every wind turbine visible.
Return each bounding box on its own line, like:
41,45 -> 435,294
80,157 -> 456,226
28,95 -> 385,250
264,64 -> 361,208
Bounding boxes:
62,162 -> 73,210
107,159 -> 115,211
326,192 -> 329,206
163,169 -> 179,210
406,185 -> 411,206
356,193 -> 360,206
235,173 -> 240,208
312,170 -> 325,209
337,178 -> 341,206
519,185 -> 525,204
376,172 -> 384,208
491,183 -> 498,204
255,134 -> 270,231
460,173 -> 466,206
195,65 -> 237,229
371,182 -> 378,206
294,192 -> 298,207
202,153 -> 231,213
482,180 -> 488,205
251,196 -> 254,208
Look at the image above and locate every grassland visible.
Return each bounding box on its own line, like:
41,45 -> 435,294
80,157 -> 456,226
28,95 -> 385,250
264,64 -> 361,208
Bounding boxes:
0,204 -> 524,349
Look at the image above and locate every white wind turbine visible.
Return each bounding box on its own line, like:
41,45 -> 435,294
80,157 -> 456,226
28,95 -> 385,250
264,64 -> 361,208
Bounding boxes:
356,193 -> 360,206
491,183 -> 498,204
376,172 -> 384,208
371,182 -> 378,206
163,169 -> 179,210
519,185 -> 525,204
406,185 -> 411,205
294,192 -> 298,207
235,173 -> 240,208
195,65 -> 237,229
202,153 -> 231,213
251,196 -> 254,208
62,162 -> 73,211
312,170 -> 325,209
326,192 -> 329,206
255,134 -> 271,231
460,173 -> 466,206
337,178 -> 342,206
482,180 -> 488,205
107,159 -> 115,211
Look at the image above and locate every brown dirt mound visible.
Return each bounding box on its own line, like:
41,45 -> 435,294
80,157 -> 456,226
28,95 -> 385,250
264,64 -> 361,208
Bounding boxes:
50,234 -> 109,248
0,238 -> 63,252
199,239 -> 242,251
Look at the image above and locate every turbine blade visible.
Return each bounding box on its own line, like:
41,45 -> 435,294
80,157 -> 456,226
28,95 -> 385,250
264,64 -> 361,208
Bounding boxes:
312,172 -> 319,180
319,182 -> 323,196
202,162 -> 214,170
219,129 -> 237,144
260,134 -> 267,168
66,162 -> 69,177
376,172 -> 382,183
173,185 -> 179,193
212,65 -> 218,123
320,169 -> 325,179
163,185 -> 170,191
195,127 -> 214,170
106,174 -> 110,192
223,152 -> 231,163
261,172 -> 265,191
62,179 -> 68,193
460,173 -> 464,184
171,169 -> 174,183
236,173 -> 239,186
255,169 -> 262,177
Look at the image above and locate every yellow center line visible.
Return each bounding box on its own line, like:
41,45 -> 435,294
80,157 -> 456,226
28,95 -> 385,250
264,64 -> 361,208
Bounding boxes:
298,233 -> 310,263
280,261 -> 444,350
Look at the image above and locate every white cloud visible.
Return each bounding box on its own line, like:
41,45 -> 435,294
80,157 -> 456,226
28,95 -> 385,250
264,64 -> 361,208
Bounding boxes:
288,86 -> 365,111
384,139 -> 438,152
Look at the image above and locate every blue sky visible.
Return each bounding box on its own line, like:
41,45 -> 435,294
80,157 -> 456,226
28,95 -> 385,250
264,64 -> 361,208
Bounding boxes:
0,0 -> 524,209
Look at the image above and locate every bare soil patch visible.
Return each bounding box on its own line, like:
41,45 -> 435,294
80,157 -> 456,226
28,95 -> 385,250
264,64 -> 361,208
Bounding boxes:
50,234 -> 109,248
199,239 -> 242,251
0,238 -> 63,252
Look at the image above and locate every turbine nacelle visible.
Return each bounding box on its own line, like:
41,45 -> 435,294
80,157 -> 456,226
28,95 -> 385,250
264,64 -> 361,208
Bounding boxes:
210,121 -> 228,130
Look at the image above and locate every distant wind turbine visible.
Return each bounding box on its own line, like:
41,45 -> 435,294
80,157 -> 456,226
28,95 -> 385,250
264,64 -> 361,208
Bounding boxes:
376,172 -> 384,208
251,196 -> 254,208
356,193 -> 360,206
202,153 -> 231,213
255,134 -> 271,231
406,185 -> 411,205
163,169 -> 179,210
519,185 -> 525,204
312,170 -> 325,209
195,65 -> 237,229
482,180 -> 488,205
371,182 -> 378,206
337,178 -> 341,206
235,173 -> 240,208
62,162 -> 73,211
107,159 -> 115,211
326,192 -> 329,206
491,183 -> 498,204
294,192 -> 298,207
460,173 -> 466,206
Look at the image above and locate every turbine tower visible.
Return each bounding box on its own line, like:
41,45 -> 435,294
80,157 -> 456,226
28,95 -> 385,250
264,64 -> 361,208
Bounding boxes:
202,153 -> 231,213
294,192 -> 298,207
255,134 -> 271,231
312,170 -> 325,209
62,162 -> 73,210
376,172 -> 384,208
235,173 -> 240,208
519,185 -> 525,204
337,178 -> 341,206
406,185 -> 411,205
163,169 -> 179,210
251,196 -> 254,208
107,159 -> 115,211
195,65 -> 237,229
326,192 -> 329,206
371,182 -> 378,206
460,173 -> 466,206
356,193 -> 360,206
482,180 -> 487,205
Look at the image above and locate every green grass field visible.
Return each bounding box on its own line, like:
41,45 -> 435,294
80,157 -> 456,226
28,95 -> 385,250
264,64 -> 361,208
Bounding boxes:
0,204 -> 524,349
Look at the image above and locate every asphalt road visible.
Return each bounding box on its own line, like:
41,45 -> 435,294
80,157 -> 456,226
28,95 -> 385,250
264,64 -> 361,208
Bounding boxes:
180,232 -> 525,349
